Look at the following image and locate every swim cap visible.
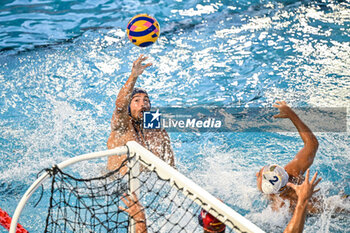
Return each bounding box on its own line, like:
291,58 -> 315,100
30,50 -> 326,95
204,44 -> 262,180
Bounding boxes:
261,164 -> 289,194
198,209 -> 226,233
131,87 -> 149,99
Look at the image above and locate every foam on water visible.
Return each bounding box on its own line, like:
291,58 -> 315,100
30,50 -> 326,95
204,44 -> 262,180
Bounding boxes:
175,132 -> 349,232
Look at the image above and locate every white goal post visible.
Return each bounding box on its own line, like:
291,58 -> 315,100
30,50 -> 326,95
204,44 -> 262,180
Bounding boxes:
10,141 -> 265,233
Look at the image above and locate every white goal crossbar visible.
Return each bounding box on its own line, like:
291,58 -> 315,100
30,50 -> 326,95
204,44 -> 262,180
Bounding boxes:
10,141 -> 265,233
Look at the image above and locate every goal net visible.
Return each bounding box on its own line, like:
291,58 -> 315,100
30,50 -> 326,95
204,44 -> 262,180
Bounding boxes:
11,141 -> 264,233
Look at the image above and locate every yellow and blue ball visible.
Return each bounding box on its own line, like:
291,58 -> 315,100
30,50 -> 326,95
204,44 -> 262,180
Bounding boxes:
126,14 -> 160,47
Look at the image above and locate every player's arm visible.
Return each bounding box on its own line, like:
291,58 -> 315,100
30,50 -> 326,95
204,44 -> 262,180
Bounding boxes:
283,170 -> 321,233
119,193 -> 148,233
111,54 -> 152,130
273,101 -> 319,177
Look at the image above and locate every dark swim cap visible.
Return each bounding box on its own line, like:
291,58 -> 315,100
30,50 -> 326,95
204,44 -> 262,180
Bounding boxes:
131,87 -> 149,99
128,87 -> 151,117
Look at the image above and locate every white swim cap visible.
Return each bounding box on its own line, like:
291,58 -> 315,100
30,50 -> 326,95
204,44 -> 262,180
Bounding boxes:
261,164 -> 289,194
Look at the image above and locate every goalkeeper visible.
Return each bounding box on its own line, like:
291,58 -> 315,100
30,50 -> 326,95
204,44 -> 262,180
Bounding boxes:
106,54 -> 175,175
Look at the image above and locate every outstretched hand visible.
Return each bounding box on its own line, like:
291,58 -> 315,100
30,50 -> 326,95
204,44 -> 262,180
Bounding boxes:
286,169 -> 322,204
273,101 -> 294,119
119,192 -> 146,222
282,171 -> 321,233
131,54 -> 152,78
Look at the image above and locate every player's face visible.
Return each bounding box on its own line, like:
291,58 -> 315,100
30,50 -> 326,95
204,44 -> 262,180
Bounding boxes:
130,93 -> 151,120
256,167 -> 264,191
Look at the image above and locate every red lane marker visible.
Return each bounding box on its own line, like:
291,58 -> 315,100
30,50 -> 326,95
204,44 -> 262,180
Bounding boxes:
0,208 -> 28,233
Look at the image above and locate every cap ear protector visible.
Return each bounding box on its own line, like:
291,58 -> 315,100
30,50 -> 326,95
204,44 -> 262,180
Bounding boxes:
128,87 -> 151,117
198,209 -> 226,233
261,164 -> 289,194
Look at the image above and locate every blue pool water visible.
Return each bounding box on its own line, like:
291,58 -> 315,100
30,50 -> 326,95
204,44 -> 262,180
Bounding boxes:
0,0 -> 349,232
